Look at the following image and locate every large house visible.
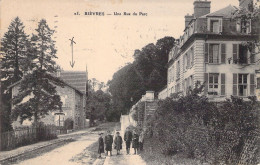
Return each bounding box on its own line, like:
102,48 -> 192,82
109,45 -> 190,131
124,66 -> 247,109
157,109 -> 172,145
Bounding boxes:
159,0 -> 260,101
9,68 -> 88,130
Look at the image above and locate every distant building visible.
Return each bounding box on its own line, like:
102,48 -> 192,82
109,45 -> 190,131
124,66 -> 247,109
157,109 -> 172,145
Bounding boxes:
9,67 -> 88,129
158,86 -> 168,100
159,0 -> 260,101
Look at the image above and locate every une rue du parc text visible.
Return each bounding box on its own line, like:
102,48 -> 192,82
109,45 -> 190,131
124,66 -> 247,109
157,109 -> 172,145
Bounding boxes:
74,11 -> 148,16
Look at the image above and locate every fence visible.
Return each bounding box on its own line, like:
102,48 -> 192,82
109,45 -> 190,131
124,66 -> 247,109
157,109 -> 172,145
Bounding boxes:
0,125 -> 57,151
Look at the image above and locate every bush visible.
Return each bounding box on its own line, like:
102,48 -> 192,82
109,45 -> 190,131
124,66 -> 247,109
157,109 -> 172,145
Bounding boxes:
143,84 -> 259,164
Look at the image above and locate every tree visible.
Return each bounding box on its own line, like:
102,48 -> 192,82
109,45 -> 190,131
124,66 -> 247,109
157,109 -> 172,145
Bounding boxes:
1,17 -> 31,86
108,36 -> 175,116
0,17 -> 31,132
232,2 -> 260,65
86,89 -> 112,126
12,19 -> 63,124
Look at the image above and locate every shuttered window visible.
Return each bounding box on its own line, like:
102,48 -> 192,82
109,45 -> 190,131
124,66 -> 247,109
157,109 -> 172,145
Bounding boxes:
239,45 -> 248,64
209,18 -> 222,33
208,73 -> 219,95
209,44 -> 219,64
250,74 -> 255,96
238,74 -> 248,96
221,73 -> 225,96
221,44 -> 226,64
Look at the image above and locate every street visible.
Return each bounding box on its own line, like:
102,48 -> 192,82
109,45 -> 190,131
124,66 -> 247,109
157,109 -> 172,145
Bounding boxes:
8,120 -> 146,165
14,131 -> 99,165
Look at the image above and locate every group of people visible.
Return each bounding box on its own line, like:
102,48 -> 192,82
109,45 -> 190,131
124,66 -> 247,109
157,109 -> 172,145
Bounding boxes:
97,127 -> 144,158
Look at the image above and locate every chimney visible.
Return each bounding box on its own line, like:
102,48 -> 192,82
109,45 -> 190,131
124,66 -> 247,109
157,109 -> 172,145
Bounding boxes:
193,0 -> 211,18
185,14 -> 194,28
145,91 -> 154,101
176,39 -> 180,45
239,0 -> 254,11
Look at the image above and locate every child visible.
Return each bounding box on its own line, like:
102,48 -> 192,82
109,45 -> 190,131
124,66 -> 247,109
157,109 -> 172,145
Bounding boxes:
114,131 -> 123,155
98,133 -> 104,158
132,131 -> 139,155
105,130 -> 113,156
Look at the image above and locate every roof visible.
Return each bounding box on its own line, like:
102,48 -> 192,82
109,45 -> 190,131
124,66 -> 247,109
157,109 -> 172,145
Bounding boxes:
8,75 -> 84,95
59,71 -> 87,94
200,5 -> 238,18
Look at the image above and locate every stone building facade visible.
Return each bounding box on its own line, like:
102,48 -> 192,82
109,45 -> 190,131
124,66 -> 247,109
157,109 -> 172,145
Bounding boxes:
160,0 -> 260,101
10,76 -> 86,130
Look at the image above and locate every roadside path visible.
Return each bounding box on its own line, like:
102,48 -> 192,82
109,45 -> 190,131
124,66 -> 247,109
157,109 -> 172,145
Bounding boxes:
103,116 -> 146,165
16,134 -> 98,165
0,122 -> 118,165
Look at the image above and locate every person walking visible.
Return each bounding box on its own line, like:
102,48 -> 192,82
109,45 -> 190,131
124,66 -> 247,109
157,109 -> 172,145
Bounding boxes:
105,130 -> 113,156
124,127 -> 132,155
98,133 -> 104,158
132,131 -> 139,154
114,131 -> 123,155
139,131 -> 144,152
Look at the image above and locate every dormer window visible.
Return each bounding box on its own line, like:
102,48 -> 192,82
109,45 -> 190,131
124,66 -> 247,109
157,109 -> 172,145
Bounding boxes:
207,17 -> 222,33
236,19 -> 251,34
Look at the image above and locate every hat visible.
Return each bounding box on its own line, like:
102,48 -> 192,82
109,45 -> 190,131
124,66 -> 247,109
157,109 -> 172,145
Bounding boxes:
99,132 -> 104,135
116,131 -> 120,134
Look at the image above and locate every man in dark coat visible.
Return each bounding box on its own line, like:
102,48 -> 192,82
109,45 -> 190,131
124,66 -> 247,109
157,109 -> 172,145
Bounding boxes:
98,133 -> 104,158
105,130 -> 113,156
114,131 -> 123,155
132,131 -> 139,154
124,127 -> 132,154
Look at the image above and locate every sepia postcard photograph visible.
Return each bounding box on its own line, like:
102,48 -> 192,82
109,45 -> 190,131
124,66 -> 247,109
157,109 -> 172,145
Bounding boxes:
0,0 -> 260,164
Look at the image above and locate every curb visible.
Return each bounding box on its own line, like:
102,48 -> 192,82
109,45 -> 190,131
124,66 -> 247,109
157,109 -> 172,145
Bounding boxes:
0,138 -> 72,164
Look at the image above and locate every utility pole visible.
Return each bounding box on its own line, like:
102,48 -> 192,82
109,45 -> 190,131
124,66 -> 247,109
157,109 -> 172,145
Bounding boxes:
69,37 -> 76,68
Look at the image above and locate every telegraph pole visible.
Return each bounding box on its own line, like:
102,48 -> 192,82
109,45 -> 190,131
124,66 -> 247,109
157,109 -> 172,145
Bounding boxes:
69,37 -> 76,68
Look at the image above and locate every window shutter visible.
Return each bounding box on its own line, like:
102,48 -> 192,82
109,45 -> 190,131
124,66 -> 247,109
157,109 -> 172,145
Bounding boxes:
221,44 -> 226,64
233,44 -> 238,64
204,73 -> 208,95
187,53 -> 190,69
250,45 -> 255,63
233,73 -> 238,96
221,73 -> 225,96
205,43 -> 209,63
236,19 -> 241,32
183,55 -> 185,71
219,19 -> 223,33
257,78 -> 260,89
191,48 -> 194,66
250,74 -> 255,96
247,19 -> 251,34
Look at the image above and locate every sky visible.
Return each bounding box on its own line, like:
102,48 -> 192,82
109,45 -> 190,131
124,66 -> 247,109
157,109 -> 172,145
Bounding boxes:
1,0 -> 239,83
